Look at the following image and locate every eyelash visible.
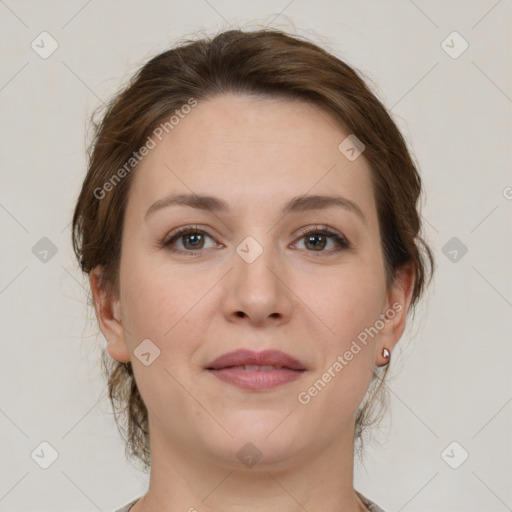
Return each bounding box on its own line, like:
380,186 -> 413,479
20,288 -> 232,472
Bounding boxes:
161,225 -> 350,256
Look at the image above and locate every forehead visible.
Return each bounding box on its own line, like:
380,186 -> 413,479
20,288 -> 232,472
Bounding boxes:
126,93 -> 377,223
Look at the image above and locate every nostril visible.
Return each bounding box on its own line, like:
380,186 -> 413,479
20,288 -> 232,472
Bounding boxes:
236,311 -> 245,318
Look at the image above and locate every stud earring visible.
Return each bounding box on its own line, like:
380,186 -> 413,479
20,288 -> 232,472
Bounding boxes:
382,347 -> 390,359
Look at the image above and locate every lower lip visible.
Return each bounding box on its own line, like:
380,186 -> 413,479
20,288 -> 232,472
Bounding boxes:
207,368 -> 305,390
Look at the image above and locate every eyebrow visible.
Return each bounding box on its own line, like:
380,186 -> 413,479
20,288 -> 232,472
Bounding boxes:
145,193 -> 366,224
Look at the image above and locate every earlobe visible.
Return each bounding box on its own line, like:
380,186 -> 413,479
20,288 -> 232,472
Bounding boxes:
89,267 -> 131,363
377,263 -> 416,366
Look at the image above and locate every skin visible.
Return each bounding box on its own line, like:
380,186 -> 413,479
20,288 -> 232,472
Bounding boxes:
90,93 -> 414,512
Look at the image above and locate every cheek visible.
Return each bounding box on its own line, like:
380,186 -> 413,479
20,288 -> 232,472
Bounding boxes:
295,270 -> 381,420
298,259 -> 386,349
119,248 -> 198,344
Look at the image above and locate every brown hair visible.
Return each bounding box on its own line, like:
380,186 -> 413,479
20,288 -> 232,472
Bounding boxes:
72,27 -> 434,470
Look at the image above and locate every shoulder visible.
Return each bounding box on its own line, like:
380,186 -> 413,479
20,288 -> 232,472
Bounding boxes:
112,497 -> 139,512
114,494 -> 385,512
356,490 -> 388,512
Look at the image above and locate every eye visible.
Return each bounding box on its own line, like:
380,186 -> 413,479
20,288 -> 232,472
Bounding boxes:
161,224 -> 350,256
293,226 -> 350,253
162,226 -> 219,254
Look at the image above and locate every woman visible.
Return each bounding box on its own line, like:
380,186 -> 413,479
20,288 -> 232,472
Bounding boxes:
72,28 -> 434,512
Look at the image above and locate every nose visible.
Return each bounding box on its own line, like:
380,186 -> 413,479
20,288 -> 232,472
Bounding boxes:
221,237 -> 293,327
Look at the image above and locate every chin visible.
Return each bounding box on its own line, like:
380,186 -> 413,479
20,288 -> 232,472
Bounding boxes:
210,438 -> 304,472
203,414 -> 305,468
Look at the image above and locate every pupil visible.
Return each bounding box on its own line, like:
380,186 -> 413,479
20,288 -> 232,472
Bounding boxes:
185,233 -> 203,249
306,234 -> 325,251
181,233 -> 327,251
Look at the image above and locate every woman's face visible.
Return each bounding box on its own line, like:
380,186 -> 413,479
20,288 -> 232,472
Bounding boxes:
96,93 -> 412,469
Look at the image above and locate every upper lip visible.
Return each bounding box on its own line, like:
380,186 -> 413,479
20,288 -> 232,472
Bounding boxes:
205,349 -> 306,370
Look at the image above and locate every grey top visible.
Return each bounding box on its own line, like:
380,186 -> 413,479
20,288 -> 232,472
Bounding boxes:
113,491 -> 386,511
113,498 -> 138,512
357,491 -> 387,512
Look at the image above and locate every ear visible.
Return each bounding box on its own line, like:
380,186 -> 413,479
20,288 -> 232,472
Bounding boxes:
89,266 -> 131,363
376,263 -> 415,366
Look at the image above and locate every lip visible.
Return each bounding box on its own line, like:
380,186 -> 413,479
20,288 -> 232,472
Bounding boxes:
205,349 -> 307,391
206,349 -> 306,371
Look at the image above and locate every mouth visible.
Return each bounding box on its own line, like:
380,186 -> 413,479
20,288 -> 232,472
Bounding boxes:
213,364 -> 297,371
205,348 -> 306,371
205,349 -> 306,390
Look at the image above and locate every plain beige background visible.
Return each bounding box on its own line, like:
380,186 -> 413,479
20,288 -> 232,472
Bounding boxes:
0,1 -> 510,511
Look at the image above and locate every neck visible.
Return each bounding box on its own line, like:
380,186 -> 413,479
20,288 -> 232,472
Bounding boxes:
131,416 -> 368,512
